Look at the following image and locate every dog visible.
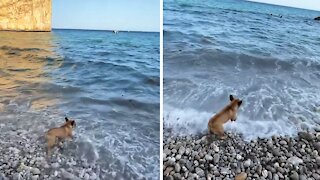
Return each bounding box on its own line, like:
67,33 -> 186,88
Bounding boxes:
46,117 -> 76,155
208,95 -> 242,139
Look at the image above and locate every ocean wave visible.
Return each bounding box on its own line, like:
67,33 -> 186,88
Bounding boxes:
164,104 -> 319,141
0,45 -> 43,52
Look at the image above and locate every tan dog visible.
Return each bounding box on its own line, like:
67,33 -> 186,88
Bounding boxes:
208,95 -> 242,139
46,117 -> 76,155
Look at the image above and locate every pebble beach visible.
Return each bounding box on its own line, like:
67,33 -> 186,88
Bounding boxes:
0,126 -> 101,180
163,131 -> 320,180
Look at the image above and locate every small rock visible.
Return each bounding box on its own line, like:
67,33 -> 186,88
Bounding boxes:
299,175 -> 307,180
205,155 -> 213,161
287,156 -> 303,165
220,167 -> 230,175
164,167 -> 174,176
167,157 -> 176,166
201,136 -> 207,143
272,149 -> 281,156
166,175 -> 174,180
164,149 -> 171,155
236,154 -> 242,160
175,163 -> 181,173
262,170 -> 268,178
84,173 -> 90,180
31,175 -> 39,180
279,140 -> 287,145
12,173 -> 22,180
176,154 -> 181,160
195,167 -> 205,177
171,149 -> 177,154
194,160 -> 199,167
90,172 -> 97,180
31,168 -> 40,175
244,159 -> 251,168
185,148 -> 191,155
316,157 -> 320,165
290,171 -> 299,180
314,142 -> 320,150
178,146 -> 185,155
61,169 -> 80,180
212,144 -> 219,152
213,154 -> 220,164
173,173 -> 181,179
312,173 -> 320,179
51,163 -> 59,168
235,172 -> 247,180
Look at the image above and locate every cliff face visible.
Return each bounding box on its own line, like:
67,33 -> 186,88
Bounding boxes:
0,0 -> 51,32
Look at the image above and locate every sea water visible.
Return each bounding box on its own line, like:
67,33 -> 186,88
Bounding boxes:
164,0 -> 320,140
0,29 -> 159,179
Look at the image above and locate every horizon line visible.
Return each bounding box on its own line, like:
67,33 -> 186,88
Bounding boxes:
52,28 -> 159,33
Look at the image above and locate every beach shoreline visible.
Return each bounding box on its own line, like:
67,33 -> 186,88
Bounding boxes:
0,126 -> 101,180
163,130 -> 320,180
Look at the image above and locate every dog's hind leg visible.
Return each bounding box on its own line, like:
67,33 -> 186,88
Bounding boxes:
216,125 -> 226,140
46,136 -> 56,156
207,126 -> 219,143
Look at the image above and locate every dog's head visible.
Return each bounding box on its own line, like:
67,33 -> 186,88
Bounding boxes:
229,95 -> 242,121
64,117 -> 76,128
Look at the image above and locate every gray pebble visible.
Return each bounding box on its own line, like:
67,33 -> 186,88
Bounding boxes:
262,170 -> 268,178
236,154 -> 242,160
90,172 -> 97,180
220,167 -> 229,175
195,167 -> 205,177
51,163 -> 59,168
31,175 -> 39,180
175,163 -> 181,173
84,173 -> 90,180
31,168 -> 40,175
312,173 -> 320,179
244,159 -> 251,168
290,171 -> 299,180
273,173 -> 279,180
205,154 -> 213,161
213,154 -> 220,164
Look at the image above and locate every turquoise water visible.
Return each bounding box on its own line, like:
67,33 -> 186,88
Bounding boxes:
164,0 -> 320,140
0,29 -> 159,179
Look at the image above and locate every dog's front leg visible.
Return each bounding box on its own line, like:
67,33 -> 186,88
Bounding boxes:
68,132 -> 74,140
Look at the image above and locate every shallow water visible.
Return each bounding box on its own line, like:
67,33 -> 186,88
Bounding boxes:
164,0 -> 320,140
0,30 -> 159,179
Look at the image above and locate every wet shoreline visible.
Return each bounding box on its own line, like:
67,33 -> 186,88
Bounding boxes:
0,122 -> 103,180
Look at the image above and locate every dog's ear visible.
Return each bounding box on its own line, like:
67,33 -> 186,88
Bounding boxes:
71,121 -> 74,126
238,100 -> 242,106
65,117 -> 69,122
229,95 -> 234,101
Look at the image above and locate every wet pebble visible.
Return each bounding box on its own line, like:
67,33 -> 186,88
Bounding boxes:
163,132 -> 318,179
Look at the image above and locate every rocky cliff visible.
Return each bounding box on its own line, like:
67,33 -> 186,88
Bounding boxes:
0,0 -> 51,31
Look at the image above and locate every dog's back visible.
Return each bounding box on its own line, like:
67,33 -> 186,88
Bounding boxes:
47,126 -> 70,138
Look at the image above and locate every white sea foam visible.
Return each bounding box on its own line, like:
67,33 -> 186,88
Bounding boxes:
164,104 -> 319,141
